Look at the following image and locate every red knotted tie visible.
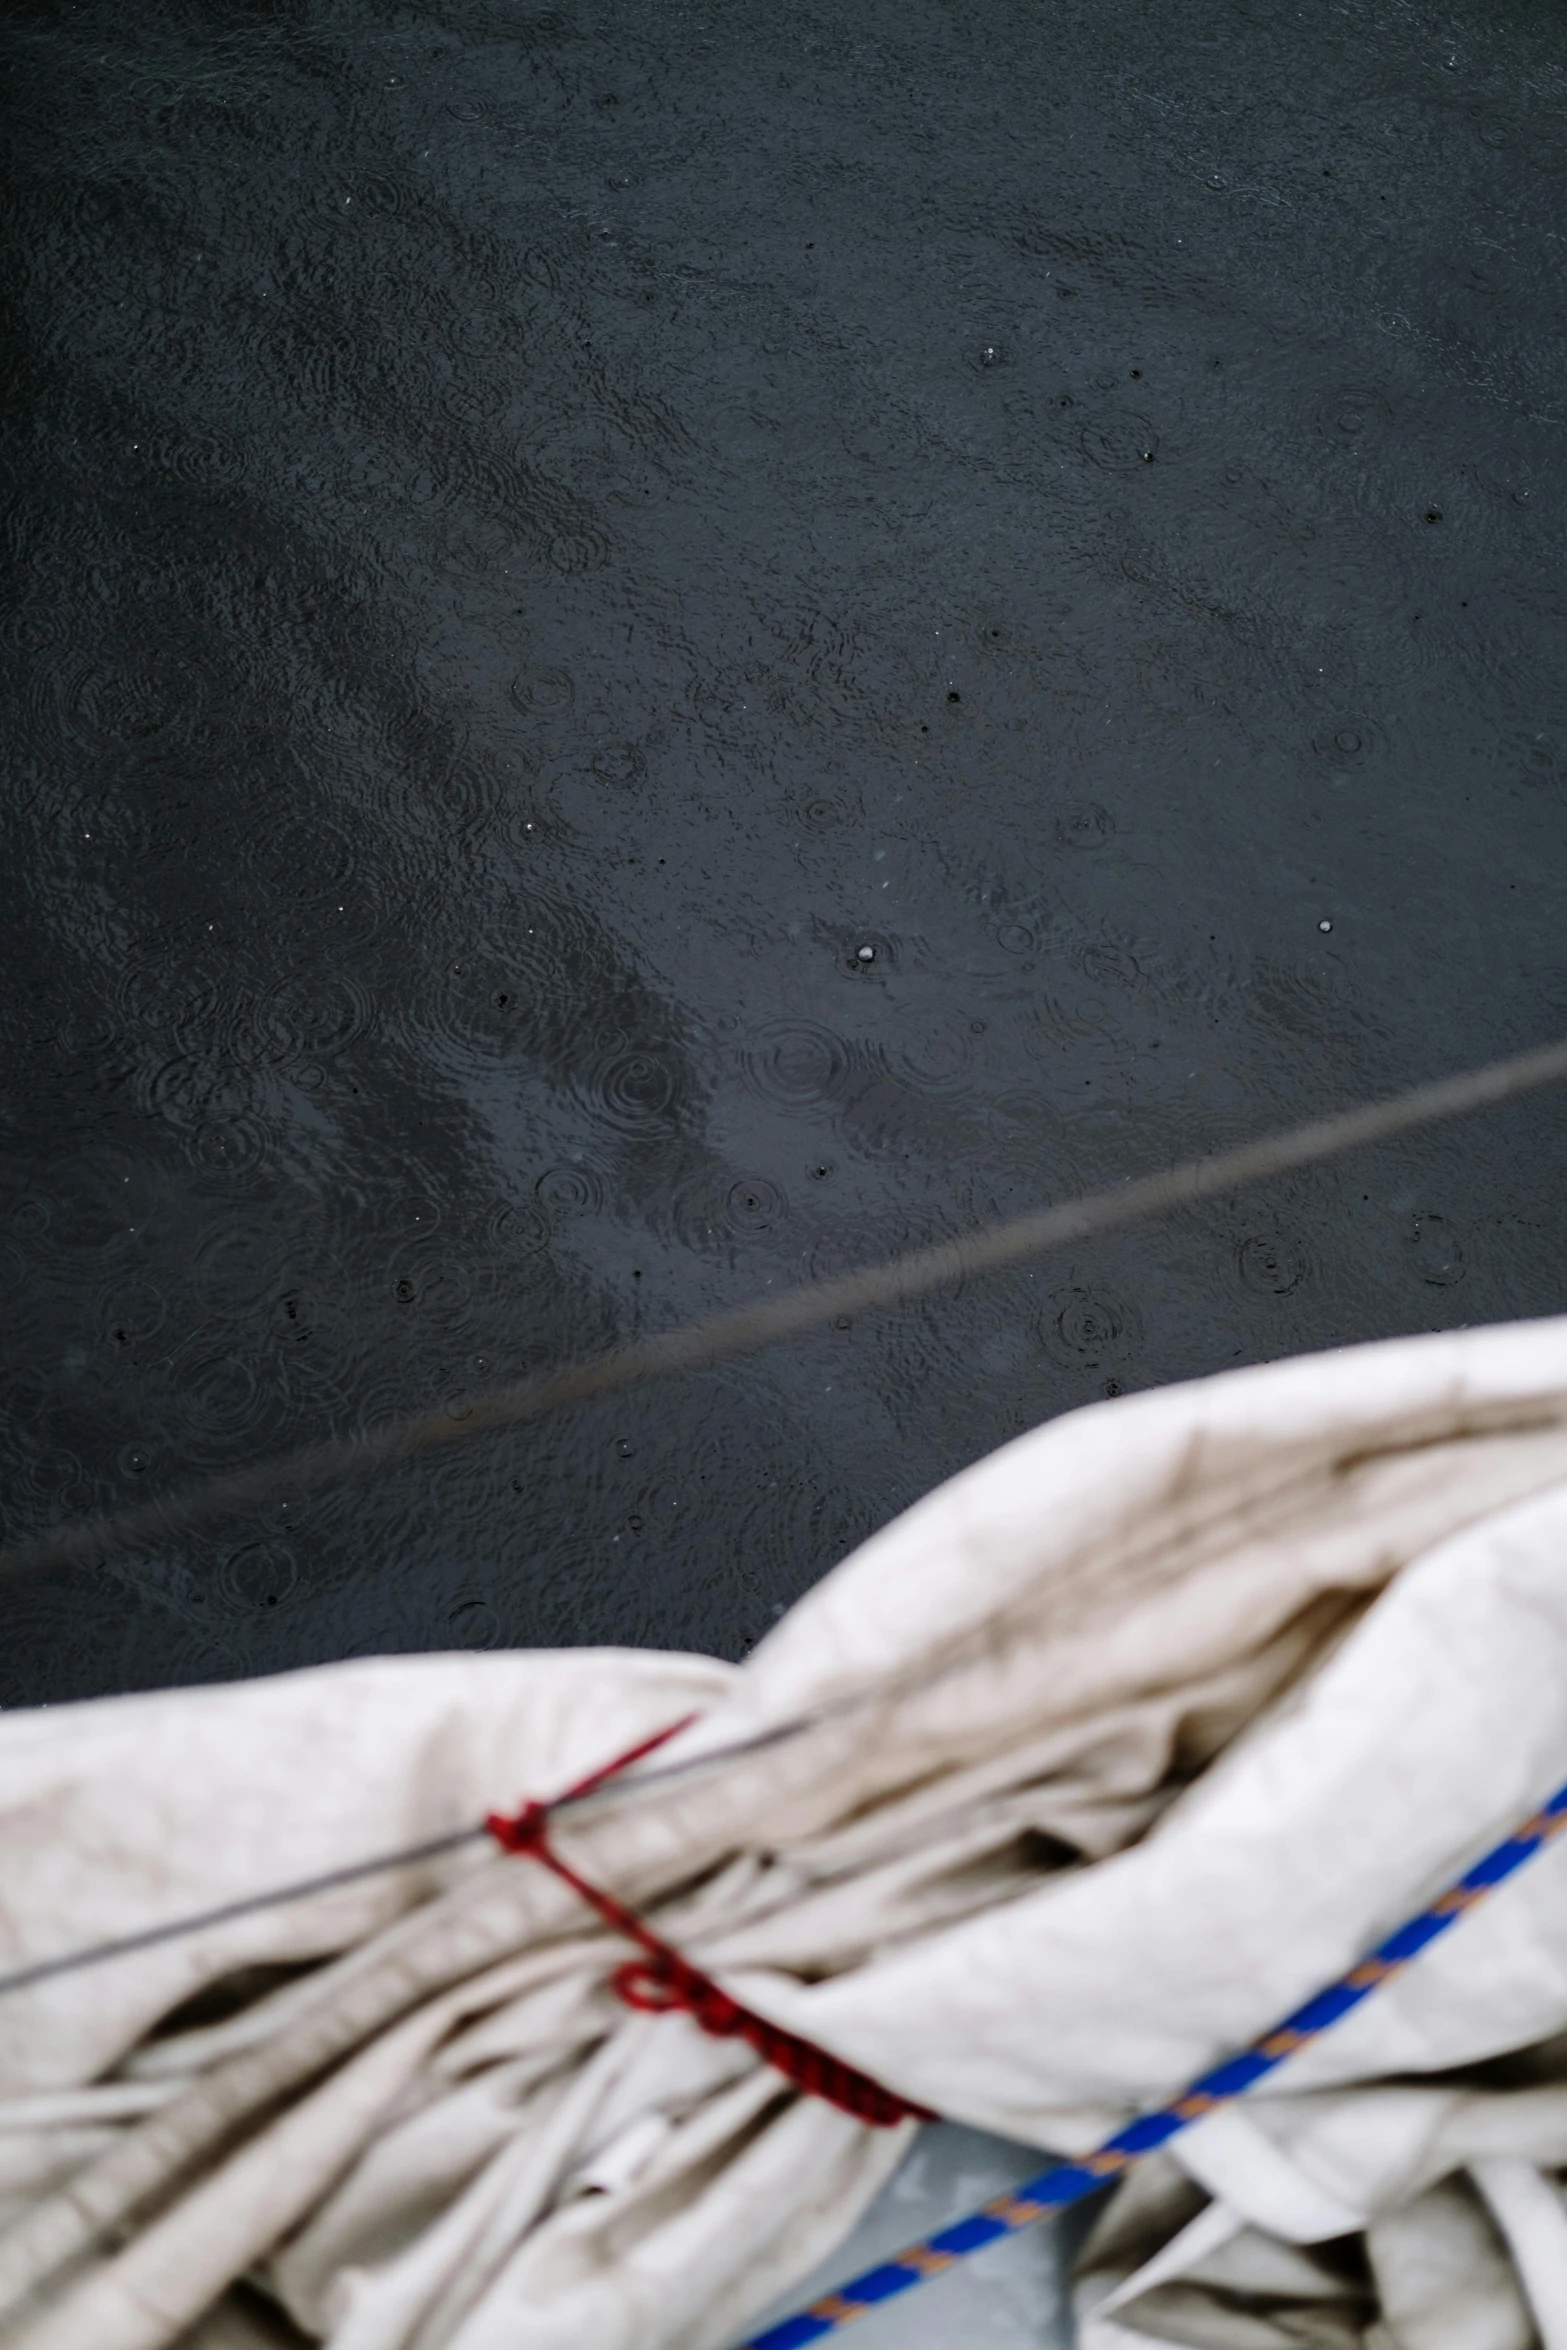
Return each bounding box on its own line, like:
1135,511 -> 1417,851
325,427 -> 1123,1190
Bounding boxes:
486,1718 -> 933,2129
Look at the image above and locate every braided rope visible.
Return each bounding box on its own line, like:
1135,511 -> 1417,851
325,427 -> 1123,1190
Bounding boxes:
743,1775 -> 1567,2346
487,1724 -> 932,2129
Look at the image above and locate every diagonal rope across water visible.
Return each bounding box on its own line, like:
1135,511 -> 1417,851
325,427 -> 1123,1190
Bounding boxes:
5,1034 -> 1567,1585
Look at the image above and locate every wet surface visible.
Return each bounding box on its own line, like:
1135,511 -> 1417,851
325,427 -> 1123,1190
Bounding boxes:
3,0 -> 1566,1704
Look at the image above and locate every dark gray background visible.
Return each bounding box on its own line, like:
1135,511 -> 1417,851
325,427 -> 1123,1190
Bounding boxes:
3,0 -> 1565,1704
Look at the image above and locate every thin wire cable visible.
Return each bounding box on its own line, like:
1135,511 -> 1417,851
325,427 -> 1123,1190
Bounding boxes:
0,1828 -> 486,2000
0,1709 -> 845,1999
4,1035 -> 1567,1998
5,1035 -> 1567,1585
0,1604 -> 1108,1998
0,1560 -> 1166,1999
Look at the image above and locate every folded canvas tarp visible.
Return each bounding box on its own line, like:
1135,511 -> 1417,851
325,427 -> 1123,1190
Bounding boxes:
5,1317 -> 1567,2350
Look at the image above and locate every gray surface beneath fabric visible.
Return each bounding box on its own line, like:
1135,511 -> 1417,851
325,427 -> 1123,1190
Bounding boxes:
733,2124 -> 1085,2349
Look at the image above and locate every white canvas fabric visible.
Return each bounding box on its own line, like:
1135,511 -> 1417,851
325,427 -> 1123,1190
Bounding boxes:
5,1318 -> 1567,2350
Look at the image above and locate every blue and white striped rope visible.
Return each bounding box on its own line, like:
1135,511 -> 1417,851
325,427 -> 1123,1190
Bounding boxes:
745,1772 -> 1567,2348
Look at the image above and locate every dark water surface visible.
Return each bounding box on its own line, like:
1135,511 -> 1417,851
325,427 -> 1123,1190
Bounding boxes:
4,0 -> 1566,1704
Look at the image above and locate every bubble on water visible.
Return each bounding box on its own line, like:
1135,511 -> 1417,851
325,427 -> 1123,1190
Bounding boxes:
1080,414 -> 1159,470
726,1175 -> 785,1233
591,740 -> 647,789
55,649 -> 209,759
1041,1285 -> 1143,1372
890,1019 -> 977,1100
384,1240 -> 475,1323
102,1278 -> 168,1346
1310,716 -> 1385,767
1313,385 -> 1393,439
170,1349 -> 271,1468
489,1201 -> 552,1258
842,930 -> 897,974
795,790 -> 859,832
1408,1213 -> 1465,1286
511,667 -> 576,718
1055,802 -> 1116,848
583,1043 -> 685,1136
742,1021 -> 853,1108
536,1163 -> 609,1215
216,1540 -> 300,1616
666,1170 -> 788,1252
1238,1233 -> 1308,1294
447,1596 -> 503,1648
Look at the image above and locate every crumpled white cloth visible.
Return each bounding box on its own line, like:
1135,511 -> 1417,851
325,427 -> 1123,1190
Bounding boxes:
6,1318 -> 1567,2350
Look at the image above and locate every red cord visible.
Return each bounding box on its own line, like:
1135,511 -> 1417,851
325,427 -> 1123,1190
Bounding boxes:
486,1719 -> 933,2129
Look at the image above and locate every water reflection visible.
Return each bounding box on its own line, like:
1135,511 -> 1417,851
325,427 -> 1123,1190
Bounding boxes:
2,0 -> 1566,1703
